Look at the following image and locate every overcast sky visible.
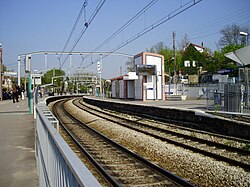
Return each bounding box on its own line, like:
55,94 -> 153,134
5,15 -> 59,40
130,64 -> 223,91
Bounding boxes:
1,0 -> 250,78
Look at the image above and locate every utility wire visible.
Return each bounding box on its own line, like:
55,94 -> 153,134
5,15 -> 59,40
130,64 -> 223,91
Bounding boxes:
85,0 -> 202,69
59,0 -> 106,69
186,10 -> 250,37
176,7 -> 250,41
80,0 -> 158,67
59,0 -> 88,63
190,20 -> 250,41
183,7 -> 250,34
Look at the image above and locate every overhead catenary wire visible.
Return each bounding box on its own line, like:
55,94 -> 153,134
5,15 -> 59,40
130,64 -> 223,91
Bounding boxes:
84,0 -> 202,69
188,10 -> 250,37
60,0 -> 248,74
59,0 -> 106,70
176,7 -> 250,42
79,0 -> 159,67
190,20 -> 250,41
182,7 -> 250,35
59,0 -> 88,63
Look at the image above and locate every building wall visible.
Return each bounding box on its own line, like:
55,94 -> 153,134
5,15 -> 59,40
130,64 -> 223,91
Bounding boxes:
119,80 -> 124,99
134,52 -> 165,101
135,77 -> 143,100
111,81 -> 116,98
127,81 -> 135,99
110,52 -> 164,101
145,54 -> 163,100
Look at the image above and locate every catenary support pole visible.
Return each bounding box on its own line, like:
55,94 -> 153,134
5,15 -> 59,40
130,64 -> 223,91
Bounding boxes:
18,56 -> 21,86
28,72 -> 33,114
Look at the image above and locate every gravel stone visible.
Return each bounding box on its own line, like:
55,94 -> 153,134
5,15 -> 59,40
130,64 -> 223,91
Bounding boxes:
63,100 -> 250,187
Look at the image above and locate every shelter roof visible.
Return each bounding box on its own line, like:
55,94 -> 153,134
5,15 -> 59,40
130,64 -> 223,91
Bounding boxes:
224,46 -> 250,66
110,75 -> 124,81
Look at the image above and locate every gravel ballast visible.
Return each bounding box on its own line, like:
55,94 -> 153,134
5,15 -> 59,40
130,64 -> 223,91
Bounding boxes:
64,100 -> 250,187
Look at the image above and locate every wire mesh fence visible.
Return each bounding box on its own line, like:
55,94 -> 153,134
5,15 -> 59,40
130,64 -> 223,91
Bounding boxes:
206,83 -> 250,114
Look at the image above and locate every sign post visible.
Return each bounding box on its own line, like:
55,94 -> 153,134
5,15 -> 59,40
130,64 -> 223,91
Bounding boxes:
25,55 -> 33,114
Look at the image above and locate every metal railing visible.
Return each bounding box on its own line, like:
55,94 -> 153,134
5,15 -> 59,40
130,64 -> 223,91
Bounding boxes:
206,83 -> 250,114
35,91 -> 101,187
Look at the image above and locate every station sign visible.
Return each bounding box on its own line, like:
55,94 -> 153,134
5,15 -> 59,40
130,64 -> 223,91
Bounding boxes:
217,68 -> 234,75
136,65 -> 156,75
4,71 -> 17,77
31,73 -> 42,85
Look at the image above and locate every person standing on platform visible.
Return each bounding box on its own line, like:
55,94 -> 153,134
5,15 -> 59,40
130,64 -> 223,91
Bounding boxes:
20,84 -> 25,100
11,81 -> 19,103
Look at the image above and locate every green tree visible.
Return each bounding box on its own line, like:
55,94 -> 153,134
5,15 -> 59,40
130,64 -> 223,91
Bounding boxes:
221,44 -> 244,54
208,50 -> 224,73
42,68 -> 65,85
2,64 -> 7,72
160,47 -> 181,78
208,44 -> 244,76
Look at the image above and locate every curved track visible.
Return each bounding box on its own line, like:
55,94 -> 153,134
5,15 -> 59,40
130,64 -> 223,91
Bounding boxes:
73,98 -> 250,171
52,99 -> 194,187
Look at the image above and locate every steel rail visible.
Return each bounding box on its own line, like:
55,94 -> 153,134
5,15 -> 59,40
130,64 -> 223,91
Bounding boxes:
52,100 -> 121,187
75,98 -> 250,171
53,99 -> 195,187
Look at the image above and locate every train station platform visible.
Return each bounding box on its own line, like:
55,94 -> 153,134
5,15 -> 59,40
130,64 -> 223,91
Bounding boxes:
88,96 -> 208,111
0,99 -> 38,187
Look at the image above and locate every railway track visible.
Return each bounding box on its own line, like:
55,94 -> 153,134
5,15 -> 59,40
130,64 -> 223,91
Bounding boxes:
52,99 -> 194,187
73,98 -> 250,171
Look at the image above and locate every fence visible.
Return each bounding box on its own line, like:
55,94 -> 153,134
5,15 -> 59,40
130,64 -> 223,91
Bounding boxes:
165,82 -> 250,114
34,90 -> 101,187
206,83 -> 250,114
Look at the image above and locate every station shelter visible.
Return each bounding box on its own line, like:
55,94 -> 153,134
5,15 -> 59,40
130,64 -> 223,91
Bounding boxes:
111,52 -> 165,101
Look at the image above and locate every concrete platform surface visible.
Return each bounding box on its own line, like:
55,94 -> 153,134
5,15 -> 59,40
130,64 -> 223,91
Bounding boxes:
87,96 -> 208,111
0,99 -> 38,187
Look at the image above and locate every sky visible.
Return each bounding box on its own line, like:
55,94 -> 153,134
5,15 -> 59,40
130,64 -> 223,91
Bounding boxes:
1,0 -> 250,79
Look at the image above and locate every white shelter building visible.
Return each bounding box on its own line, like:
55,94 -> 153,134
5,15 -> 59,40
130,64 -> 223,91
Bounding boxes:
111,52 -> 165,101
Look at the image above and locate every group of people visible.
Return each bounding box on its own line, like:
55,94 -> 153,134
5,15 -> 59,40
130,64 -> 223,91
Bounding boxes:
11,81 -> 24,103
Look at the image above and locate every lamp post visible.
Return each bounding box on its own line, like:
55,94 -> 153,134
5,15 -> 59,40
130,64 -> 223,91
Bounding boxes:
25,55 -> 33,114
98,54 -> 102,97
240,31 -> 248,46
239,31 -> 249,111
173,32 -> 177,95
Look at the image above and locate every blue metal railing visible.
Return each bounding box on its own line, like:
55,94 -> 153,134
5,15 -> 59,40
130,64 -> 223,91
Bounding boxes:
35,92 -> 101,187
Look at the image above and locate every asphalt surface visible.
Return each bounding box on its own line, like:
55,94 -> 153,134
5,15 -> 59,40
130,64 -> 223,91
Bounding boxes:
0,99 -> 38,187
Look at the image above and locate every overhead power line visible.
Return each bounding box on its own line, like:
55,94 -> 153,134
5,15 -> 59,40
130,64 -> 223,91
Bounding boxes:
59,0 -> 88,62
190,20 -> 250,41
80,0 -> 159,66
60,0 -> 106,69
177,7 -> 250,42
85,0 -> 203,69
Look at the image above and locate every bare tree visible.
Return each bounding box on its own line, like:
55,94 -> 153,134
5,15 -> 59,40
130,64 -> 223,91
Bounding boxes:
146,41 -> 166,53
154,41 -> 166,53
218,24 -> 249,47
179,34 -> 190,51
125,57 -> 135,72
